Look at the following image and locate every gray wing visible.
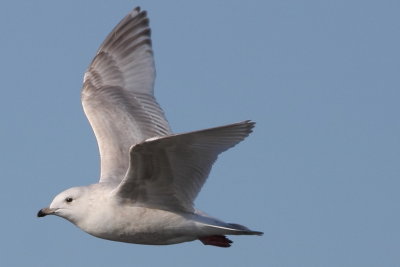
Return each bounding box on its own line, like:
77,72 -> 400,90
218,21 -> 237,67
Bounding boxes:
82,7 -> 171,183
114,121 -> 255,213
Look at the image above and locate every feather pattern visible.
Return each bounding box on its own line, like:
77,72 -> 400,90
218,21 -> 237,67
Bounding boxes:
81,7 -> 171,183
115,121 -> 255,212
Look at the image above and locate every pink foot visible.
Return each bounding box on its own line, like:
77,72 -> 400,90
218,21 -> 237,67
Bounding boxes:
199,235 -> 233,248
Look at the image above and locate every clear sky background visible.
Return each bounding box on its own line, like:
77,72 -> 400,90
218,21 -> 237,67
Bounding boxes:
1,0 -> 399,266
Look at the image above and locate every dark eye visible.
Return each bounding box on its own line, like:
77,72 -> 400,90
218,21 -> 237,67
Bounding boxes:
65,197 -> 73,203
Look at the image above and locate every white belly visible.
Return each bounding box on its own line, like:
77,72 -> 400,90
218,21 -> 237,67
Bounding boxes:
78,206 -> 199,245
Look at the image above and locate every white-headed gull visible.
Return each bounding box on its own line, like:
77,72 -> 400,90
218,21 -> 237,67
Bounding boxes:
38,7 -> 262,247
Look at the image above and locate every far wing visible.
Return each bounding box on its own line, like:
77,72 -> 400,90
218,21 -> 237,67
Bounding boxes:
114,121 -> 255,212
82,7 -> 171,183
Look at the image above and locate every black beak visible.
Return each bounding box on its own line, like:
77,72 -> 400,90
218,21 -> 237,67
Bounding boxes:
37,208 -> 54,217
37,209 -> 47,217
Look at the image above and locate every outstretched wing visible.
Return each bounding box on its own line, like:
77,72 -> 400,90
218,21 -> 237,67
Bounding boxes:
114,121 -> 255,212
81,7 -> 171,183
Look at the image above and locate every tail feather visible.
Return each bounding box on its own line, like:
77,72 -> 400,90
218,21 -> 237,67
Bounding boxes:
192,211 -> 263,237
198,221 -> 263,236
228,223 -> 264,236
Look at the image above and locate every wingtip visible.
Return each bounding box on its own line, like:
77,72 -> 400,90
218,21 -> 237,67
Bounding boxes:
236,120 -> 256,135
133,6 -> 141,14
245,120 -> 256,127
245,120 -> 256,130
238,120 -> 256,128
130,6 -> 146,18
254,231 -> 264,236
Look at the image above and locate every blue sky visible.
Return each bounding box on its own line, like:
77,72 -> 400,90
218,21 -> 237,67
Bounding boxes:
1,0 -> 399,266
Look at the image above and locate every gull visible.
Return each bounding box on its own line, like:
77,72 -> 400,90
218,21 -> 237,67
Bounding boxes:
37,7 -> 262,247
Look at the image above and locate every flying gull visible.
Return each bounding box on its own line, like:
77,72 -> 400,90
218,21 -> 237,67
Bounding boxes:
38,7 -> 262,247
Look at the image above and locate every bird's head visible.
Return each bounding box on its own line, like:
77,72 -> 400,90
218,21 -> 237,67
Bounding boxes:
37,186 -> 90,224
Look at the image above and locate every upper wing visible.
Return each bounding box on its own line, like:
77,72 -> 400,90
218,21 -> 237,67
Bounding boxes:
114,121 -> 255,213
81,7 -> 171,183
